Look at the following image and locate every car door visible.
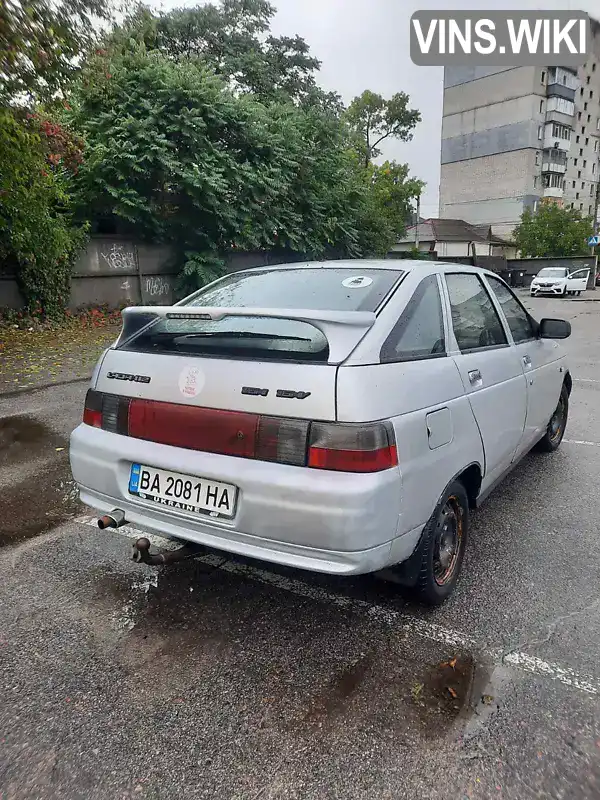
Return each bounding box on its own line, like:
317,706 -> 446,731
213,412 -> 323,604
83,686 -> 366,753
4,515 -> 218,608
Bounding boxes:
566,268 -> 590,293
484,274 -> 564,454
443,272 -> 528,488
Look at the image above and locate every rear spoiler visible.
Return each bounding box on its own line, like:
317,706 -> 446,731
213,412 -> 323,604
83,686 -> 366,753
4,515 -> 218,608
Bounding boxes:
116,305 -> 377,365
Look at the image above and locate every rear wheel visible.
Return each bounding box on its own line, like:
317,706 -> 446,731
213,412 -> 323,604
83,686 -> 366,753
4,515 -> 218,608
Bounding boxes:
412,481 -> 469,606
536,384 -> 569,453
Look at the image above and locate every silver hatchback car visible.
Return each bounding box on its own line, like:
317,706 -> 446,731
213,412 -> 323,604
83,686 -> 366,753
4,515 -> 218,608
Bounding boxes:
70,260 -> 572,605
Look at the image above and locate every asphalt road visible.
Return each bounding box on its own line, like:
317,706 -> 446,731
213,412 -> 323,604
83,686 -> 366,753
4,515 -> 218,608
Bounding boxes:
1,294 -> 600,799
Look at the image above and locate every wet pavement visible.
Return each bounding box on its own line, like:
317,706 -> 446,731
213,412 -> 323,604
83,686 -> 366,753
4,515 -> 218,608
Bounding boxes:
1,295 -> 600,799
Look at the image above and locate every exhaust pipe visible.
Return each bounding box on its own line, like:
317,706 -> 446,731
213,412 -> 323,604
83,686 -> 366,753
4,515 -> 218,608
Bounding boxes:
98,509 -> 127,530
132,536 -> 202,566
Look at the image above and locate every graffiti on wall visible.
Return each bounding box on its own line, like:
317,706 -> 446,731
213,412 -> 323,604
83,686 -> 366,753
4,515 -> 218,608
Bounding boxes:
144,276 -> 171,298
100,244 -> 137,271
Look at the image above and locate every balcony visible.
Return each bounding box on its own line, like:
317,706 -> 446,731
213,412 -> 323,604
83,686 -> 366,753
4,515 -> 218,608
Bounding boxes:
543,131 -> 571,152
546,83 -> 576,101
543,186 -> 564,199
542,160 -> 567,174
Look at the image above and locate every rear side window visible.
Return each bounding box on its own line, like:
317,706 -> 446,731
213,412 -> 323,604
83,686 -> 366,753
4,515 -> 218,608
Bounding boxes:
486,276 -> 535,343
119,267 -> 404,363
380,274 -> 446,362
446,273 -> 508,352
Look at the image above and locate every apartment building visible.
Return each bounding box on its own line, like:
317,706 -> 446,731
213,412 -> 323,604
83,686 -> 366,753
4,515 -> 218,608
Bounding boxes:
439,20 -> 600,238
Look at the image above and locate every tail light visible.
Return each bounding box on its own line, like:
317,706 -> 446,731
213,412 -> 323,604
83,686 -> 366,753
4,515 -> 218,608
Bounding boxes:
82,390 -> 397,473
308,420 -> 398,472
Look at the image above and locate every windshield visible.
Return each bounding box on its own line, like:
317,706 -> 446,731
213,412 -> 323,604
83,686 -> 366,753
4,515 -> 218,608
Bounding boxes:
119,266 -> 405,362
537,268 -> 568,278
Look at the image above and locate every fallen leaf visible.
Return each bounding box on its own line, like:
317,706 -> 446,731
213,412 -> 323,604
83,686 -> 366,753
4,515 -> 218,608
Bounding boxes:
449,657 -> 457,668
482,694 -> 494,705
447,686 -> 458,699
55,447 -> 65,452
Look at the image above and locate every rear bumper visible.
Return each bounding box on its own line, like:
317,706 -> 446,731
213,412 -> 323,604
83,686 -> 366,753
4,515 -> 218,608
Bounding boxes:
70,424 -> 420,575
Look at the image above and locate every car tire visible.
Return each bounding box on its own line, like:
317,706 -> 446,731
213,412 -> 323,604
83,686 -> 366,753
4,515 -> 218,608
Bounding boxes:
412,480 -> 469,606
535,384 -> 569,453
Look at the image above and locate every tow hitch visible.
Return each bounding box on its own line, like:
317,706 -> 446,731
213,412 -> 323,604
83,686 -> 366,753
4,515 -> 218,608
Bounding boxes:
132,536 -> 203,566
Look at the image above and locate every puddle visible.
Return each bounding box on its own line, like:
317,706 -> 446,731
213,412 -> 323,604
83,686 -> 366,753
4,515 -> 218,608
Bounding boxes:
0,455 -> 82,546
0,414 -> 66,467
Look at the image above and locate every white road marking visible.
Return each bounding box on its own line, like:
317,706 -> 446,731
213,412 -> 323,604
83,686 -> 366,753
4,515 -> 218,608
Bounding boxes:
78,517 -> 600,697
574,378 -> 600,383
563,439 -> 600,447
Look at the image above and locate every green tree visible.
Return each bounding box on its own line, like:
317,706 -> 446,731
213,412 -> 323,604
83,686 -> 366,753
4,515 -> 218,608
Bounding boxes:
513,203 -> 594,258
0,108 -> 87,314
69,45 -> 388,288
0,0 -> 111,104
346,90 -> 421,166
103,0 -> 325,105
367,160 -> 424,239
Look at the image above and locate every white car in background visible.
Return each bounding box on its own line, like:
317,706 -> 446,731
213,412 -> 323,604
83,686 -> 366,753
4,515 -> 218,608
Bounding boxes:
530,267 -> 590,297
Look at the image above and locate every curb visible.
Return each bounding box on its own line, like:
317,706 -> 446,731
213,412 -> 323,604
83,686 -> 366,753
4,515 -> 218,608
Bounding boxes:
0,375 -> 91,400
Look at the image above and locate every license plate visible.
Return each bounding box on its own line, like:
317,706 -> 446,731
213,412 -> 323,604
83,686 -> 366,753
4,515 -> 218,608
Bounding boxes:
128,464 -> 237,519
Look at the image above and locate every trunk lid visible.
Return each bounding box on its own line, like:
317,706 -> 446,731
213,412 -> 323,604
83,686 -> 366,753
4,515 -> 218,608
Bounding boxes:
94,306 -> 377,422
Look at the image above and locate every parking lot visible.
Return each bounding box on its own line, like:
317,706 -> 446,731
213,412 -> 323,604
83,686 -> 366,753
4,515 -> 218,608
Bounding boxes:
1,293 -> 600,799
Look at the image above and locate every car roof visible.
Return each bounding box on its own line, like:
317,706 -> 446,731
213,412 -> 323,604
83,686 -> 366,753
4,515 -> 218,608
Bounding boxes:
229,259 -> 501,281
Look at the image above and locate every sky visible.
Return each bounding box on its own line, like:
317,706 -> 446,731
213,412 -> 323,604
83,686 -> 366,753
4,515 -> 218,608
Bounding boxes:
159,0 -> 600,219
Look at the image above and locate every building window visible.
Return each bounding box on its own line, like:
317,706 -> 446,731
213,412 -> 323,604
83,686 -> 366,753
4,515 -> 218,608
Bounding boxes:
582,182 -> 586,189
597,119 -> 600,130
589,115 -> 592,122
592,184 -> 596,194
539,99 -> 544,113
587,76 -> 591,84
594,162 -> 597,173
590,205 -> 594,215
570,202 -> 574,209
579,170 -> 582,178
591,91 -> 595,99
574,158 -> 579,166
586,138 -> 590,146
542,70 -> 546,84
552,123 -> 571,140
538,125 -> 543,140
579,112 -> 583,120
544,173 -> 563,189
585,102 -> 588,110
573,180 -> 577,188
581,87 -> 585,95
576,135 -> 580,143
576,192 -> 580,199
580,148 -> 584,156
594,63 -> 597,72
580,203 -> 584,210
535,151 -> 540,165
596,141 -> 599,152
533,176 -> 538,188
584,160 -> 587,168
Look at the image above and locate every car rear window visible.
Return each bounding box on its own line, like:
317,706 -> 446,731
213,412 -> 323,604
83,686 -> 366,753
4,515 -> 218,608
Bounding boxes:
118,267 -> 404,362
184,267 -> 404,312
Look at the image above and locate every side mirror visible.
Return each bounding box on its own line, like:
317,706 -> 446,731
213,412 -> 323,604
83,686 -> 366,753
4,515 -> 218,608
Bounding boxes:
539,318 -> 571,339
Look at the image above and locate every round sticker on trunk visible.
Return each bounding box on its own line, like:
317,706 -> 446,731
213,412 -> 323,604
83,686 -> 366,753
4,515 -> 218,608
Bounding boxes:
342,276 -> 373,288
179,365 -> 205,398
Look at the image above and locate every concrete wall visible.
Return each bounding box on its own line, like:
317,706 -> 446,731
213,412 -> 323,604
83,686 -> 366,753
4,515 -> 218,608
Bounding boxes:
442,96 -> 541,140
0,237 -> 312,311
506,255 -> 596,278
443,66 -> 542,116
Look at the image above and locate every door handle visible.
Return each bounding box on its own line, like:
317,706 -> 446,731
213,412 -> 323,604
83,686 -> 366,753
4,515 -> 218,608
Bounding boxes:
468,369 -> 482,386
522,355 -> 532,369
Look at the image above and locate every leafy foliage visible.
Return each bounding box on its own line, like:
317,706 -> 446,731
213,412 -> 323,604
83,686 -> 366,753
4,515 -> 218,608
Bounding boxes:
513,203 -> 594,258
0,0 -> 110,104
0,107 -> 87,315
346,90 -> 421,166
69,43 -> 407,289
